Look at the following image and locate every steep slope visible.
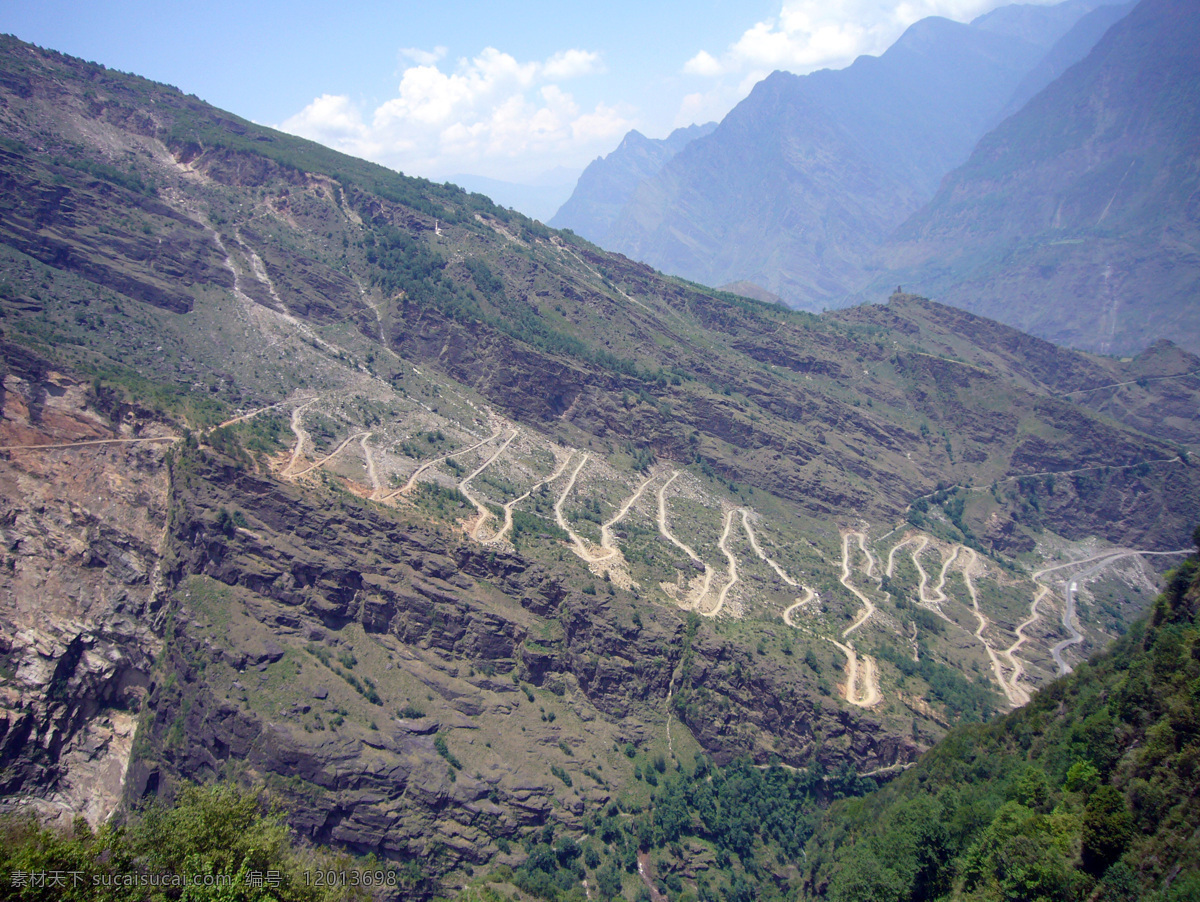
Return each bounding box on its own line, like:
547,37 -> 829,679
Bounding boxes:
990,0 -> 1136,124
0,35 -> 1197,898
834,296 -> 1200,452
799,543 -> 1200,902
600,0 -> 1105,309
548,122 -> 715,242
875,0 -> 1200,355
493,542 -> 1199,902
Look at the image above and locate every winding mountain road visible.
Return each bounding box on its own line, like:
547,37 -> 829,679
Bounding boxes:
703,509 -> 740,617
741,510 -> 799,587
782,589 -> 818,627
835,531 -> 882,707
599,470 -> 661,558
830,638 -> 881,708
460,429 -> 519,539
1002,587 -> 1046,706
361,433 -> 381,498
281,399 -> 318,476
482,449 -> 573,545
0,436 -> 178,452
1004,547 -> 1192,692
958,547 -> 1022,705
885,535 -> 919,578
216,398 -> 297,430
553,452 -> 613,562
290,430 -> 371,478
655,472 -> 715,609
840,531 -> 877,639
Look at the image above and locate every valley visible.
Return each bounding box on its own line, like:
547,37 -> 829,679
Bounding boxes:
0,29 -> 1196,900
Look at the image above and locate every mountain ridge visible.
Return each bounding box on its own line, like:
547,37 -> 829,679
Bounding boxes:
870,0 -> 1200,356
548,121 -> 716,242
571,0 -> 1114,311
0,32 -> 1196,900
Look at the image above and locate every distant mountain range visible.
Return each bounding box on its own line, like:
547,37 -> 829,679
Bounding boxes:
552,0 -> 1116,311
548,122 -> 715,241
872,0 -> 1199,356
551,0 -> 1200,357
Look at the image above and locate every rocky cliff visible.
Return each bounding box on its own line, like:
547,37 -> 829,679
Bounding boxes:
0,343 -> 172,826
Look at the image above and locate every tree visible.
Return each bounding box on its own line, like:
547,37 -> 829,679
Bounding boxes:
596,863 -> 622,899
1081,785 -> 1132,875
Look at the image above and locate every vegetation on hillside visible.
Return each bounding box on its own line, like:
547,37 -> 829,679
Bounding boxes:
800,529 -> 1200,902
0,782 -> 430,901
3,31 -> 1200,902
457,533 -> 1200,901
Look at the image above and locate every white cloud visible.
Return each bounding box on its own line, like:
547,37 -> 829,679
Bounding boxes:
682,50 -> 723,77
683,0 -> 1020,79
281,94 -> 368,145
279,46 -> 631,183
671,67 -> 771,130
543,49 -> 604,80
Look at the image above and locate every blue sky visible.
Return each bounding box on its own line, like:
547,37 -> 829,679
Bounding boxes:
1,0 -> 1046,185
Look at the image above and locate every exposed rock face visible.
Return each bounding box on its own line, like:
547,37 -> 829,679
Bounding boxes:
0,345 -> 171,825
0,146 -> 231,314
121,448 -> 913,870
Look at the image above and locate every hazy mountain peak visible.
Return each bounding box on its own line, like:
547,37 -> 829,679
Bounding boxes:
971,0 -> 1124,44
548,120 -> 716,239
598,0 -> 1102,309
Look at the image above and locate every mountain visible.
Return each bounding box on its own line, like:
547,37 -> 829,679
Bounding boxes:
795,544 -> 1200,902
476,543 -> 1200,901
990,0 -> 1137,125
548,122 -> 716,242
871,0 -> 1200,357
596,0 -> 1114,310
0,34 -> 1197,899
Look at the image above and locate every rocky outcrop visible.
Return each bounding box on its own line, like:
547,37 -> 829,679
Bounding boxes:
0,147 -> 231,314
0,348 -> 172,825
107,442 -> 916,875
